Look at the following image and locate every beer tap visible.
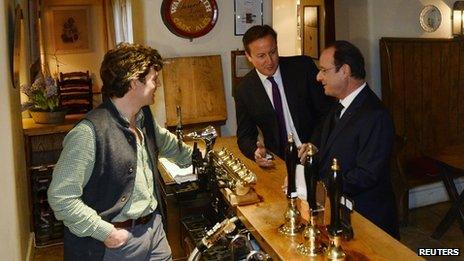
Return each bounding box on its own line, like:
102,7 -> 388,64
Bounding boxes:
278,133 -> 303,236
176,105 -> 183,150
192,142 -> 203,174
325,158 -> 346,260
297,144 -> 325,256
185,126 -> 219,212
305,144 -> 319,211
185,125 -> 217,155
285,135 -> 297,198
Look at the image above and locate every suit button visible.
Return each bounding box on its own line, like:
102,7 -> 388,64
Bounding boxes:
121,196 -> 127,202
129,167 -> 133,173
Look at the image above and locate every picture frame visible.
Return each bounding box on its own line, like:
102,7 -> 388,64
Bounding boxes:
50,5 -> 92,54
234,0 -> 263,36
28,0 -> 40,65
302,5 -> 320,59
12,4 -> 23,89
231,50 -> 253,96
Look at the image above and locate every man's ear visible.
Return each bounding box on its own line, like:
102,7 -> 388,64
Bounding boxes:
245,52 -> 252,63
130,79 -> 141,89
341,64 -> 351,78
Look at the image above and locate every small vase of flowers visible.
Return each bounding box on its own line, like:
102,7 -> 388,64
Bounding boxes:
21,74 -> 66,124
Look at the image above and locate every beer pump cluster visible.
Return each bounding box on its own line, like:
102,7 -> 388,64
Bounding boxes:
279,133 -> 355,259
176,107 -> 269,260
176,106 -> 259,206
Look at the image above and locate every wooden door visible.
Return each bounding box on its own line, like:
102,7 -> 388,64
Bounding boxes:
300,0 -> 335,59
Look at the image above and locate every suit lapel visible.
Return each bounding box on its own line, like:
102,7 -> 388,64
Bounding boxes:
250,69 -> 274,111
320,86 -> 370,160
250,69 -> 281,146
320,105 -> 337,150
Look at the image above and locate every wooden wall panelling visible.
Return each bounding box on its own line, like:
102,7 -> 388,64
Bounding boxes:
421,42 -> 433,153
412,42 -> 423,156
447,41 -> 458,142
162,55 -> 227,127
391,42 -> 405,139
403,42 -> 422,156
447,41 -> 460,145
459,41 -> 464,143
402,42 -> 413,155
432,42 -> 448,150
380,38 -> 464,158
441,42 -> 452,147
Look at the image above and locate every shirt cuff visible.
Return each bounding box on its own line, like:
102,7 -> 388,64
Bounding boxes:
91,220 -> 114,242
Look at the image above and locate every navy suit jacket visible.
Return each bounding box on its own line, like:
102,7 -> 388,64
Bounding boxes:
234,56 -> 332,159
312,85 -> 399,238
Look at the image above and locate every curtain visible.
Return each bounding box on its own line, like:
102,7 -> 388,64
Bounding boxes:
102,0 -> 133,49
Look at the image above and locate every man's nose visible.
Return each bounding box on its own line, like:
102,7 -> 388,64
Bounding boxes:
266,54 -> 273,64
316,71 -> 323,82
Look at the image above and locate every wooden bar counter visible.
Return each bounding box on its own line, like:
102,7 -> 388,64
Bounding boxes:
214,137 -> 421,260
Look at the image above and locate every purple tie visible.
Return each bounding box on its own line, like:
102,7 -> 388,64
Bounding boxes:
267,76 -> 287,150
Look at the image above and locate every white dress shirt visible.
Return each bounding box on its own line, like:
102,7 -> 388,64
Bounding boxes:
256,67 -> 302,147
339,82 -> 367,117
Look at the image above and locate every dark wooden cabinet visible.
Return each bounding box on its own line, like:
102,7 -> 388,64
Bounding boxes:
23,115 -> 82,246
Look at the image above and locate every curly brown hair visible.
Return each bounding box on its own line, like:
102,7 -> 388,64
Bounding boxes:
100,42 -> 163,98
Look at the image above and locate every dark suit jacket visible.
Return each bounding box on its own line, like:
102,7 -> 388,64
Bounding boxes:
234,56 -> 331,159
312,85 -> 399,238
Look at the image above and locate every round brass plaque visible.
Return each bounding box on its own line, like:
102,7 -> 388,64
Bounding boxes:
161,0 -> 218,39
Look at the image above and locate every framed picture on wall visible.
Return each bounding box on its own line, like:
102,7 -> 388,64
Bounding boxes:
28,0 -> 40,65
50,5 -> 92,54
234,0 -> 263,35
302,5 -> 320,59
231,50 -> 253,96
12,4 -> 22,89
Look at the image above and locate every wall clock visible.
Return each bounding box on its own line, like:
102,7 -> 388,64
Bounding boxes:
161,0 -> 218,39
419,5 -> 442,32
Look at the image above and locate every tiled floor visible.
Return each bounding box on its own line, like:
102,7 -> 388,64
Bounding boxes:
34,202 -> 463,260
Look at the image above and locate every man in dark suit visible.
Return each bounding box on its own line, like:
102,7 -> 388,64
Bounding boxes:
313,40 -> 399,238
234,25 -> 331,167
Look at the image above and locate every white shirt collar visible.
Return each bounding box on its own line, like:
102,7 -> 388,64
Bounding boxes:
109,98 -> 144,127
339,82 -> 367,110
253,66 -> 302,146
256,66 -> 281,83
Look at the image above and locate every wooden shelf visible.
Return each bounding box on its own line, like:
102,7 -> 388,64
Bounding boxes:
22,114 -> 84,136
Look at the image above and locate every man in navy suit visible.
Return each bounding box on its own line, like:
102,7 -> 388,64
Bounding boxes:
313,40 -> 399,238
234,25 -> 331,167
